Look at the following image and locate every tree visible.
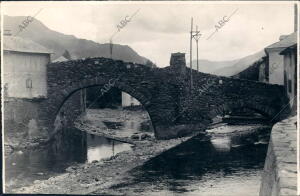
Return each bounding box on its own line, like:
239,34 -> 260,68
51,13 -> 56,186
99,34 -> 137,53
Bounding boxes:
145,60 -> 157,68
62,50 -> 72,60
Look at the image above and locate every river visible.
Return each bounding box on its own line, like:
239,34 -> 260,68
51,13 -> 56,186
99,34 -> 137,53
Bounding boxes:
108,133 -> 269,195
4,109 -> 271,195
4,128 -> 133,192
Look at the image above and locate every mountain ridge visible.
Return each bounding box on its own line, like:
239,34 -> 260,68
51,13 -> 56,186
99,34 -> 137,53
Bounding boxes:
3,15 -> 149,64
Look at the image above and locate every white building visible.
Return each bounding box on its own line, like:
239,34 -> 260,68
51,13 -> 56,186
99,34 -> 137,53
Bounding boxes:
280,43 -> 297,110
3,36 -> 52,99
264,32 -> 297,85
121,92 -> 140,107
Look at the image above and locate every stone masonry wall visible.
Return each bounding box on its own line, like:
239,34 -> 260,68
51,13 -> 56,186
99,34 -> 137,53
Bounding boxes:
28,56 -> 289,140
4,98 -> 48,148
259,116 -> 297,196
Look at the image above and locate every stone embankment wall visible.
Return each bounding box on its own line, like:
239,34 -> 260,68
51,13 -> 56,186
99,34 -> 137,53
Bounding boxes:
260,116 -> 297,196
4,98 -> 48,150
3,89 -> 85,151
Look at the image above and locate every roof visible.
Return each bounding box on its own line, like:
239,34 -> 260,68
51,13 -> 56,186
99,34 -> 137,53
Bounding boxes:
280,44 -> 297,55
266,32 -> 297,50
3,36 -> 52,54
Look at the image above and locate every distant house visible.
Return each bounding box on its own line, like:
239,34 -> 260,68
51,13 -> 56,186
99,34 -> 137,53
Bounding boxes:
264,32 -> 297,85
280,43 -> 297,110
121,92 -> 140,107
3,35 -> 52,99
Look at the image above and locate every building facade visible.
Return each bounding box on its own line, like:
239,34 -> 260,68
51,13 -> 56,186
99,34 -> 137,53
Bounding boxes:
3,36 -> 52,99
264,32 -> 297,85
280,44 -> 297,111
121,92 -> 140,107
3,35 -> 53,142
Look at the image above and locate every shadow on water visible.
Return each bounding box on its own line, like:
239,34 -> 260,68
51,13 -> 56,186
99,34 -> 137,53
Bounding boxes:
110,126 -> 271,196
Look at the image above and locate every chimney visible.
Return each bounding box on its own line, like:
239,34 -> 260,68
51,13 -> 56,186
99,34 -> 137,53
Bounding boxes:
170,52 -> 186,67
170,52 -> 186,75
294,4 -> 298,32
279,35 -> 288,41
4,29 -> 12,36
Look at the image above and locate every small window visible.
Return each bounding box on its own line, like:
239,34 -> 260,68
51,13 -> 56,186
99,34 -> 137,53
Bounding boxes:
26,78 -> 32,89
288,53 -> 292,67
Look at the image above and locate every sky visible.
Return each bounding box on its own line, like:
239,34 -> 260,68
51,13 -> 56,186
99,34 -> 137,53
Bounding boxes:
2,1 -> 296,67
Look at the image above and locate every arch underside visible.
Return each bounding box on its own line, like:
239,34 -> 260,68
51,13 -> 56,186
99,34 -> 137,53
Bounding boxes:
208,101 -> 279,122
46,77 -> 157,136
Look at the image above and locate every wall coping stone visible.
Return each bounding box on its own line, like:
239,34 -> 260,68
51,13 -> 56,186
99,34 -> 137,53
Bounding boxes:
271,115 -> 297,195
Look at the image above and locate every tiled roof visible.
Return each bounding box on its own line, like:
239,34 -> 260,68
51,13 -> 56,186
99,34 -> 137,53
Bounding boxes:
266,32 -> 297,49
3,36 -> 52,54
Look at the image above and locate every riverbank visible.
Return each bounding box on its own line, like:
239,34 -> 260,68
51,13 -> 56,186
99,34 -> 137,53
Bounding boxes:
6,108 -> 274,194
12,133 -> 200,194
4,108 -> 152,155
76,108 -> 154,141
11,124 -> 271,194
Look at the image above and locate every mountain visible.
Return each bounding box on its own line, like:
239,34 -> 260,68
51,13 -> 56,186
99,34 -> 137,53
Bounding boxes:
187,59 -> 240,74
3,15 -> 149,64
212,50 -> 266,76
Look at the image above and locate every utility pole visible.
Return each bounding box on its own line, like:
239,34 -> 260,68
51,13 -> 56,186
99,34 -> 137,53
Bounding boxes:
192,25 -> 202,72
109,38 -> 113,59
190,17 -> 193,94
196,26 -> 199,72
294,3 -> 298,32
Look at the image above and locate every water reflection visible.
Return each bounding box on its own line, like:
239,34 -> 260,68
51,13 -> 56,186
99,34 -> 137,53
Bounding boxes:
109,126 -> 271,196
5,128 -> 132,192
211,137 -> 231,152
87,134 -> 132,163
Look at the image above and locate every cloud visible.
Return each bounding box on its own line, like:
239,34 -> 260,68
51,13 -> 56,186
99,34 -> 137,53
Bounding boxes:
2,2 -> 295,67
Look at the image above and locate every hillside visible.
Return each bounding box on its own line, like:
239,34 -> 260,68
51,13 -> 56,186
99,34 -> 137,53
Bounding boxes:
212,50 -> 266,76
3,15 -> 149,64
187,59 -> 240,74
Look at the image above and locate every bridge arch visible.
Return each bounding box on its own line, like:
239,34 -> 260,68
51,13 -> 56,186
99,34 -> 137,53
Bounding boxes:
45,75 -> 156,137
207,100 -> 280,123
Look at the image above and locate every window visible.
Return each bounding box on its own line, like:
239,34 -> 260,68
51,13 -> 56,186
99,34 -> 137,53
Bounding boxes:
26,78 -> 32,89
284,70 -> 287,89
288,79 -> 292,93
288,52 -> 292,67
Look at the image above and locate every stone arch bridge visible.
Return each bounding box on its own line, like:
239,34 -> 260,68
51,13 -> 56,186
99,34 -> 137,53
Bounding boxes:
35,55 -> 289,139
